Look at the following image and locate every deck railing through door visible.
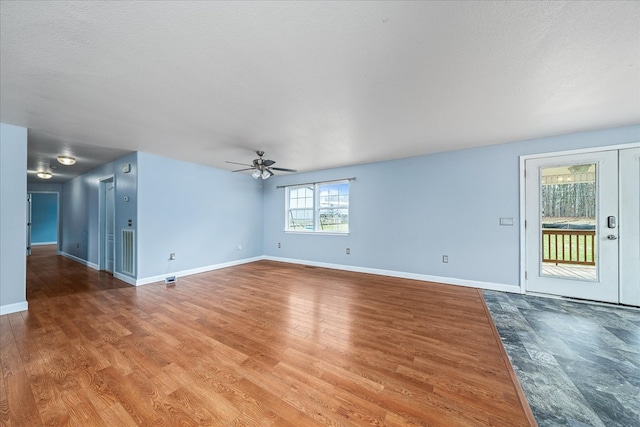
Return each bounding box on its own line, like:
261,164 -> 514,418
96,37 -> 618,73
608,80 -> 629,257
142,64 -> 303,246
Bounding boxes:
542,229 -> 596,266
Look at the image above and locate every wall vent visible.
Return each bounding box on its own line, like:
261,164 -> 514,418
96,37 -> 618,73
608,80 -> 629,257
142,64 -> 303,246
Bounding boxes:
122,229 -> 135,275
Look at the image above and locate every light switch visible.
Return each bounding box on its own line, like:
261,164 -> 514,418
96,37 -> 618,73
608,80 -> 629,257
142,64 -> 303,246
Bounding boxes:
499,218 -> 514,226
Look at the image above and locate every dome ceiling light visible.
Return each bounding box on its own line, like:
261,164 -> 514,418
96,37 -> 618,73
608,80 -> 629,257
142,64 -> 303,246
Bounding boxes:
57,155 -> 76,166
36,171 -> 53,179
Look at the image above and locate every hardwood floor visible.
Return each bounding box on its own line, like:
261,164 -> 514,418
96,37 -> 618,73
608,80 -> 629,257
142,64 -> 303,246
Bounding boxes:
2,246 -> 535,426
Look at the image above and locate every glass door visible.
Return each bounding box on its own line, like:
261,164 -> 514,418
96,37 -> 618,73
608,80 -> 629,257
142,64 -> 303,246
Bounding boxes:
525,151 -> 619,303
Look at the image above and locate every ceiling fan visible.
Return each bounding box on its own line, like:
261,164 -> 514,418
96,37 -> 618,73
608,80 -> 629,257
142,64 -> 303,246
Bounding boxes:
225,150 -> 297,179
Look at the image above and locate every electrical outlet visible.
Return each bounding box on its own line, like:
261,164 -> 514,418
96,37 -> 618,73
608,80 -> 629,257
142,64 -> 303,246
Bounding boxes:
278,242 -> 281,248
169,253 -> 175,260
76,243 -> 80,249
346,248 -> 350,255
237,244 -> 242,251
442,255 -> 448,263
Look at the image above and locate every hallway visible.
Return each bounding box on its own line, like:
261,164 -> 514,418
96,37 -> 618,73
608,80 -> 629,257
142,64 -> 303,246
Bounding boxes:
27,245 -> 130,300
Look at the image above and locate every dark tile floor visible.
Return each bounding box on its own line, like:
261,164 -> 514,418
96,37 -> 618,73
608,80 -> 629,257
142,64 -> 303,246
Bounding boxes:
483,291 -> 640,427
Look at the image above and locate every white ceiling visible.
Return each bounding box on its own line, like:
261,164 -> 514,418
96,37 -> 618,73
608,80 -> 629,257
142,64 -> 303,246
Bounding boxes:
1,1 -> 639,182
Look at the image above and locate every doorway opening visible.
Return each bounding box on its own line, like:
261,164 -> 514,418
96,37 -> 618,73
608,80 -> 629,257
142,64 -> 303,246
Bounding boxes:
99,177 -> 115,273
26,192 -> 60,256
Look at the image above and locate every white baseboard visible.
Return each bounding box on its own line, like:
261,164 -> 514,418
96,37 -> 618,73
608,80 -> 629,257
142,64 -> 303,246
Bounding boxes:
58,253 -> 264,287
113,272 -> 136,286
263,256 -> 522,294
55,252 -> 521,294
0,301 -> 28,315
134,256 -> 265,286
59,251 -> 99,270
31,241 -> 57,246
56,256 -> 137,287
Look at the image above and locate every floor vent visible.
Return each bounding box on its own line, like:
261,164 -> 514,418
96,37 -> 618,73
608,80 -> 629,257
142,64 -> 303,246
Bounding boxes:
122,229 -> 135,275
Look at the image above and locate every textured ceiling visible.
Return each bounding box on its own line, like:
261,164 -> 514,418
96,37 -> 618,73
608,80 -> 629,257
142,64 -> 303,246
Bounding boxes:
1,1 -> 639,182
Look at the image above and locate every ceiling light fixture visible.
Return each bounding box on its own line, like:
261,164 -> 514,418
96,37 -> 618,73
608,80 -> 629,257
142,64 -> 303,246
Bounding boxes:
57,155 -> 76,166
227,151 -> 297,180
251,167 -> 273,180
37,171 -> 53,179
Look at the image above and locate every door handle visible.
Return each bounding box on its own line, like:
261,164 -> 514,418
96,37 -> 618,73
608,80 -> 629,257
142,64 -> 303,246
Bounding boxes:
607,235 -> 617,240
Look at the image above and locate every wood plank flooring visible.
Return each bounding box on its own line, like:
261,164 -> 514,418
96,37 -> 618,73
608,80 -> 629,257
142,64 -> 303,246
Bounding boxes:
1,246 -> 536,426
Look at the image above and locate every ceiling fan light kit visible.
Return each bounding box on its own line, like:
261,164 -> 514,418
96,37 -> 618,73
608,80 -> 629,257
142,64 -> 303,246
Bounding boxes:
226,150 -> 297,180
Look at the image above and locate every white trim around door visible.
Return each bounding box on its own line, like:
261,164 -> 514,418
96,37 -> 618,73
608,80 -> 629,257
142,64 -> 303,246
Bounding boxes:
520,142 -> 640,306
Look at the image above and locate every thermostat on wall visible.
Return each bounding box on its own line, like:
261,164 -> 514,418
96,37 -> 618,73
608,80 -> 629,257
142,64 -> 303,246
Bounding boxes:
122,163 -> 131,173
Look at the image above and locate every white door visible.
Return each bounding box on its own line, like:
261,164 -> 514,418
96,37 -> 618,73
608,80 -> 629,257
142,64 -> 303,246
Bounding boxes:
619,148 -> 640,306
525,151 -> 619,303
105,183 -> 115,273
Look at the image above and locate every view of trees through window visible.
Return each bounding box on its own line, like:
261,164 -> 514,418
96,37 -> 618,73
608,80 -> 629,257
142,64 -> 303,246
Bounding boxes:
541,182 -> 596,222
287,181 -> 349,233
541,165 -> 596,265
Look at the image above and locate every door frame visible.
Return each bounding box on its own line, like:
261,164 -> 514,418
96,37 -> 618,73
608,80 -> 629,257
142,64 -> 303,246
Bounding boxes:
619,147 -> 640,306
98,176 -> 116,272
27,191 -> 61,254
26,194 -> 31,256
519,142 -> 640,296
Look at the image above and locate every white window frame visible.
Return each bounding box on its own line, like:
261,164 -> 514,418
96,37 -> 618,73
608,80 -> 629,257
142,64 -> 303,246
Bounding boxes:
285,180 -> 350,234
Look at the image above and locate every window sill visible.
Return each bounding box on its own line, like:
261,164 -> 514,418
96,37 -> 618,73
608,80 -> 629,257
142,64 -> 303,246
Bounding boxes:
284,231 -> 349,236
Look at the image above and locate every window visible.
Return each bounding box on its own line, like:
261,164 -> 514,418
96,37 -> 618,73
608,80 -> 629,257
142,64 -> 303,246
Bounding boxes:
286,180 -> 349,233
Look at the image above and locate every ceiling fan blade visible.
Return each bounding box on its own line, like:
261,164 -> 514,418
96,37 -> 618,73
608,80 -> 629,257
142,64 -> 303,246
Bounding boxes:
263,159 -> 276,166
271,167 -> 297,173
232,168 -> 255,172
225,161 -> 253,167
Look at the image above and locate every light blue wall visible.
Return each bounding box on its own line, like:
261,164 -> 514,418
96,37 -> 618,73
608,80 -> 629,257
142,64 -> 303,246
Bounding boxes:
0,123 -> 28,314
30,193 -> 58,243
136,152 -> 263,280
263,125 -> 640,288
61,152 -> 138,275
28,183 -> 63,193
18,124 -> 640,293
